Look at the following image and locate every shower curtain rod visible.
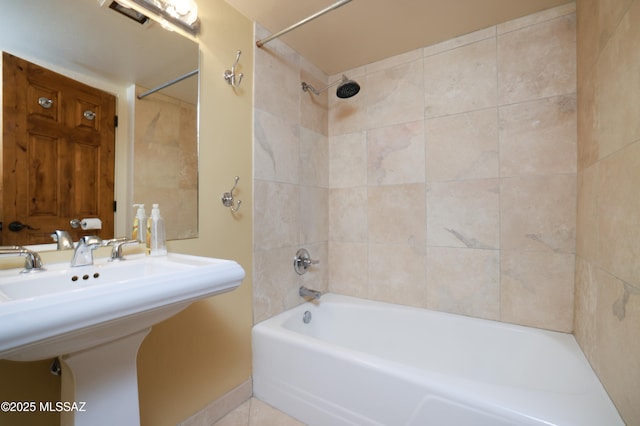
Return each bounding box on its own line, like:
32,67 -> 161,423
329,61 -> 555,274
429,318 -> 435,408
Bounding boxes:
137,69 -> 199,99
256,0 -> 353,48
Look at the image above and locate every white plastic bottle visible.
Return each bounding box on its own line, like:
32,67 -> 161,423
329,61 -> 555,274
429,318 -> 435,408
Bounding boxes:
147,204 -> 167,256
132,204 -> 146,243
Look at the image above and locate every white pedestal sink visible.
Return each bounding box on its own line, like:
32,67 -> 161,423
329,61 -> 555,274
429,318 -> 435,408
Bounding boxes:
0,253 -> 245,426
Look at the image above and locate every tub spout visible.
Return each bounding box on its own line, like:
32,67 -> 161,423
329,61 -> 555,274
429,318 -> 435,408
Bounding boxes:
299,286 -> 322,300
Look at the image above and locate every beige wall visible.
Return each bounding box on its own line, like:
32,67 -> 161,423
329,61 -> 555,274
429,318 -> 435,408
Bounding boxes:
136,0 -> 254,425
0,1 -> 254,425
574,0 -> 640,423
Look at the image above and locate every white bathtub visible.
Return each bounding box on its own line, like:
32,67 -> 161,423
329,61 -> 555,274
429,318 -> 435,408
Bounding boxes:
252,294 -> 623,426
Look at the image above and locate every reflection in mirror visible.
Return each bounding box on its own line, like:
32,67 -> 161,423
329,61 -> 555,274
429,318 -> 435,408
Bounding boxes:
0,0 -> 199,246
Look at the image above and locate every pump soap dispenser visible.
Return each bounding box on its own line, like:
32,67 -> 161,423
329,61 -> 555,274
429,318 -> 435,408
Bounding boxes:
147,204 -> 167,256
132,204 -> 146,243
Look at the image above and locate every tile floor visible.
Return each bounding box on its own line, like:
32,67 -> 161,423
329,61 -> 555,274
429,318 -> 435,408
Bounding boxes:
213,398 -> 303,426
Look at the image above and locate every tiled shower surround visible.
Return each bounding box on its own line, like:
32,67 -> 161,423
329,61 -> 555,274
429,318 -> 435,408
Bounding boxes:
251,2 -> 640,423
253,3 -> 577,331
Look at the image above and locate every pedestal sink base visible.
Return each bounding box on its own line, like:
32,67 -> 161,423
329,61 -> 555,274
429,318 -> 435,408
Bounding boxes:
60,328 -> 151,426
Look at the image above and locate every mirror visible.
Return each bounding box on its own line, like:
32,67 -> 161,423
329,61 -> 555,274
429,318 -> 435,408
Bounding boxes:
0,0 -> 199,245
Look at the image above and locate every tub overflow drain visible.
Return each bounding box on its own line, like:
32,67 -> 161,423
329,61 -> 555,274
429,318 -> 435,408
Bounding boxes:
303,311 -> 312,324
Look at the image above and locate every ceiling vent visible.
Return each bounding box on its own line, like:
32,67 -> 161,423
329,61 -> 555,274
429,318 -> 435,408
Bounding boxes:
102,0 -> 150,25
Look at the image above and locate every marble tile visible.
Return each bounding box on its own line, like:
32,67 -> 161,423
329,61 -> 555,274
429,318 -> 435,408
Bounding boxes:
299,127 -> 329,188
253,246 -> 301,324
497,2 -> 576,34
329,67 -> 367,137
254,25 -> 300,121
329,132 -> 367,188
212,400 -> 249,426
329,187 -> 368,243
577,65 -> 599,169
133,88 -> 198,240
367,120 -> 425,185
593,268 -> 640,423
594,0 -> 635,54
423,26 -> 496,58
594,0 -> 640,159
213,398 -> 304,426
573,256 -> 598,361
367,48 -> 423,74
328,242 -> 368,298
425,108 -> 499,182
300,186 -> 328,245
499,94 -> 577,177
248,399 -> 304,426
597,140 -> 640,288
367,59 -> 424,128
253,180 -> 299,251
300,68 -> 328,137
138,186 -> 198,240
426,247 -> 500,320
576,165 -> 599,261
501,249 -> 575,331
254,109 -> 300,184
498,14 -> 576,105
369,243 -> 427,308
424,38 -> 497,118
500,174 -> 576,254
576,0 -> 598,72
296,241 -> 329,309
426,179 -> 500,250
368,184 -> 426,245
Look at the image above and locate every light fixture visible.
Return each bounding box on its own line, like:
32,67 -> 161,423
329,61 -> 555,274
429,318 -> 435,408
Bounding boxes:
113,0 -> 200,37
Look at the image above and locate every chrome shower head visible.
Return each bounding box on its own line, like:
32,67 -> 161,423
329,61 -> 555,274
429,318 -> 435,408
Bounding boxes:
301,75 -> 360,99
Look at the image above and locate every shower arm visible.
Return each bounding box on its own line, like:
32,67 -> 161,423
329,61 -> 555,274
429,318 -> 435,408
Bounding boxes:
256,0 -> 353,48
302,76 -> 345,96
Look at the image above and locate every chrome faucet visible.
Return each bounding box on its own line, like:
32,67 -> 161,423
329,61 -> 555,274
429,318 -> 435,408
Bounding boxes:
299,286 -> 322,300
0,246 -> 45,273
51,230 -> 74,250
71,236 -> 104,267
71,236 -> 131,267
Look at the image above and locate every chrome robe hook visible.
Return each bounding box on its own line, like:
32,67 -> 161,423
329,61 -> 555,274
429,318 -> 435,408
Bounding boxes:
223,50 -> 244,87
221,176 -> 241,212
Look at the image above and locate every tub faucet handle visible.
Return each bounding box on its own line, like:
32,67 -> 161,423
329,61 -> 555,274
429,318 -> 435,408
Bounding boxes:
294,248 -> 319,275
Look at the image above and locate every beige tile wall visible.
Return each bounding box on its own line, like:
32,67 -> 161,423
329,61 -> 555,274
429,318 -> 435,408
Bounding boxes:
329,4 -> 577,331
252,25 -> 329,323
575,0 -> 640,423
253,4 -> 577,330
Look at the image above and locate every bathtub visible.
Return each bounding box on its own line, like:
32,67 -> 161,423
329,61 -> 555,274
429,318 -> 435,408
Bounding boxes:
252,294 -> 623,426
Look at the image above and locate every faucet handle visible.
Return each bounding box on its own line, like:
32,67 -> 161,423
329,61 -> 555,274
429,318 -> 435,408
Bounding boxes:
108,239 -> 139,262
79,235 -> 103,248
101,237 -> 127,247
23,249 -> 45,273
294,248 -> 319,275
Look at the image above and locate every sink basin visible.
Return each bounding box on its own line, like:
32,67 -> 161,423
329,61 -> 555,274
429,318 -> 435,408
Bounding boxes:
0,251 -> 245,426
0,253 -> 245,361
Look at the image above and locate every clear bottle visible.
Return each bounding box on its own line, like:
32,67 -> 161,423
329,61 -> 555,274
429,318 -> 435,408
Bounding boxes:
132,204 -> 146,243
147,204 -> 167,256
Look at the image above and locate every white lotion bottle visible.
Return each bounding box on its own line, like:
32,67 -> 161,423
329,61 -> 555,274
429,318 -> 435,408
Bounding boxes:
147,204 -> 167,256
